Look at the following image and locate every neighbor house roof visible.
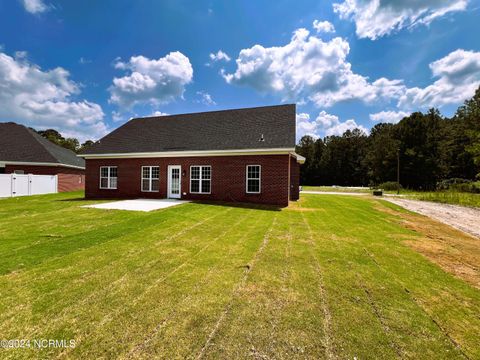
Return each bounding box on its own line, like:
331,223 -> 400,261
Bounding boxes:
0,122 -> 85,169
81,104 -> 296,156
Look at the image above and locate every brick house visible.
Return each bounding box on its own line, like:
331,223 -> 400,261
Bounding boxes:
80,104 -> 304,207
0,122 -> 85,192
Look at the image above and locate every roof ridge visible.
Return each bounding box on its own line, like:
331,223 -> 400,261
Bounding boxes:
131,103 -> 296,121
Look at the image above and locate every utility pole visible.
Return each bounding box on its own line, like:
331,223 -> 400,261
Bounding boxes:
397,148 -> 400,194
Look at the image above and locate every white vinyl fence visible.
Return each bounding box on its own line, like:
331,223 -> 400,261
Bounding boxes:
0,174 -> 57,198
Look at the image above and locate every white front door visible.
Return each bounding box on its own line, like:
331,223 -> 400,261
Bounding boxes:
167,165 -> 181,199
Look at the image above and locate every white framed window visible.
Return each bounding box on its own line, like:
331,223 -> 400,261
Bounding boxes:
141,166 -> 160,192
190,165 -> 211,194
246,165 -> 261,194
99,166 -> 117,189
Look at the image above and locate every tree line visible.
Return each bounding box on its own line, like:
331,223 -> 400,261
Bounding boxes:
33,129 -> 94,154
296,86 -> 480,190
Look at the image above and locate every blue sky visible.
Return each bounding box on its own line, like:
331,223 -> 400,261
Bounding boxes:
0,0 -> 479,141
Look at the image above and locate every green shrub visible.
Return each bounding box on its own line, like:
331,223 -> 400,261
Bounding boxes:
436,178 -> 480,193
378,181 -> 402,191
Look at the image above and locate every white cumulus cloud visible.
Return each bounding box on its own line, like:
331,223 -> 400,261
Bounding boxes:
109,52 -> 193,109
369,110 -> 409,123
0,51 -> 106,141
316,110 -> 368,136
313,20 -> 335,33
325,118 -> 368,136
333,0 -> 468,40
296,110 -> 368,139
151,111 -> 169,116
195,91 -> 216,106
22,0 -> 49,14
315,110 -> 340,128
209,50 -> 231,62
296,113 -> 318,140
398,49 -> 480,109
223,28 -> 404,108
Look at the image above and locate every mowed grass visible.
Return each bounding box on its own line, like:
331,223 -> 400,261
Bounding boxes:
0,192 -> 479,359
408,191 -> 480,208
302,185 -> 480,207
302,185 -> 371,193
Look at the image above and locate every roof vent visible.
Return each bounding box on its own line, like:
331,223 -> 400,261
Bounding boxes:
259,134 -> 265,142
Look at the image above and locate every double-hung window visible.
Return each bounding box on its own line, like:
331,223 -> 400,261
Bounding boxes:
141,166 -> 159,192
100,166 -> 118,189
246,165 -> 261,193
190,165 -> 211,194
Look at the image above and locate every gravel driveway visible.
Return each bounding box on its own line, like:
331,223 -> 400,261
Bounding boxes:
384,198 -> 480,239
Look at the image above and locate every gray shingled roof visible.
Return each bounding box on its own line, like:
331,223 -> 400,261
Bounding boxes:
0,122 -> 85,168
81,104 -> 296,155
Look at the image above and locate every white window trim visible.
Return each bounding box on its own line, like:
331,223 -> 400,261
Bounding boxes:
189,165 -> 212,194
141,166 -> 160,192
246,165 -> 261,194
99,166 -> 117,189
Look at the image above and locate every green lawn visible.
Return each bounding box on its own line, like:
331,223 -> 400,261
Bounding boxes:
406,191 -> 480,208
302,186 -> 480,207
302,185 -> 371,193
0,192 -> 479,359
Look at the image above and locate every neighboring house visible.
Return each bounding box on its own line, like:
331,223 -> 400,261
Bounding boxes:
0,122 -> 85,192
80,104 -> 305,207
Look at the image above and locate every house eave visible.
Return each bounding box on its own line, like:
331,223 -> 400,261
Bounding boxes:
290,152 -> 306,164
78,148 -> 296,160
0,161 -> 85,170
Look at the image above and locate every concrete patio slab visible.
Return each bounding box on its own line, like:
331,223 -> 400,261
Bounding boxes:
82,198 -> 190,212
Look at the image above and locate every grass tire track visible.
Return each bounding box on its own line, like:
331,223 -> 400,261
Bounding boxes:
195,214 -> 278,360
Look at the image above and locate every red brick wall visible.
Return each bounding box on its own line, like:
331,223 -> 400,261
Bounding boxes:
289,156 -> 300,201
57,173 -> 85,192
85,155 -> 292,207
5,165 -> 85,192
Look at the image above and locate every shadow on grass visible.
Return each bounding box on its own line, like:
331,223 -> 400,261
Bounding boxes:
56,197 -> 89,202
191,200 -> 281,212
56,196 -> 282,211
56,197 -> 125,202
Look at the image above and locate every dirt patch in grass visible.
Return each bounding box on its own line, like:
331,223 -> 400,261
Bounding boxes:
384,198 -> 480,239
287,207 -> 319,212
376,201 -> 480,289
287,202 -> 325,212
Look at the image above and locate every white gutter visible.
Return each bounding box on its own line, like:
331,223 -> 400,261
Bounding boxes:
0,161 -> 85,170
78,148 -> 296,160
290,152 -> 306,164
